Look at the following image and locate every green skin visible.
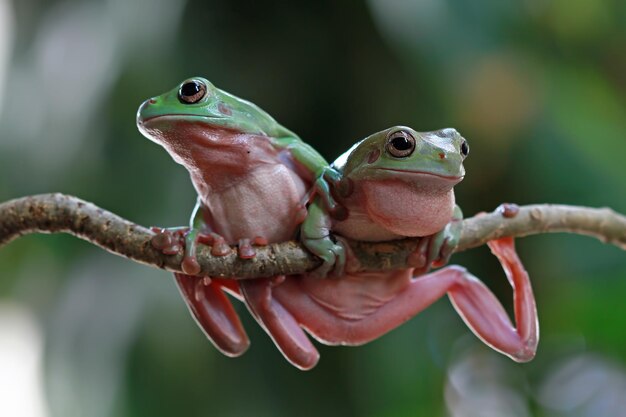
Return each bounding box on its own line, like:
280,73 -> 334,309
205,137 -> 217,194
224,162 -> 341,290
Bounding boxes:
301,126 -> 466,276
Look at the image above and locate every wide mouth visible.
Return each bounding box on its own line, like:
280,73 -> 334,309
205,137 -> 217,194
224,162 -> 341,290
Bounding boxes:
139,113 -> 226,125
373,167 -> 463,182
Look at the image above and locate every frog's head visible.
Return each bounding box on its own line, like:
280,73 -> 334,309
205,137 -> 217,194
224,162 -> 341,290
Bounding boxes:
335,126 -> 469,237
137,77 -> 294,147
337,126 -> 467,183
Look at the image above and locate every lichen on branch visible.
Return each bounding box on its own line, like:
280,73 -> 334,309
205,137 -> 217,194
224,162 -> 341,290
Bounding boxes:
0,193 -> 624,279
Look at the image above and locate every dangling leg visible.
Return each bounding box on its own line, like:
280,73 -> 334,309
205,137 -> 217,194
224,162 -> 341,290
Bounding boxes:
269,237 -> 537,362
239,278 -> 320,371
449,236 -> 538,361
238,237 -> 536,368
175,273 -> 249,357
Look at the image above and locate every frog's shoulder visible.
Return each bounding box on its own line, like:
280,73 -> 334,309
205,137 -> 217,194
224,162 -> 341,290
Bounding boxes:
220,88 -> 299,139
331,138 -> 365,173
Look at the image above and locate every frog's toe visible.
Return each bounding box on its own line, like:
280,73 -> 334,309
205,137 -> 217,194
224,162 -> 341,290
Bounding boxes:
309,261 -> 333,279
197,232 -> 231,257
238,238 -> 256,259
407,236 -> 430,269
311,244 -> 347,278
151,227 -> 185,255
302,236 -> 345,278
328,242 -> 347,278
181,256 -> 201,275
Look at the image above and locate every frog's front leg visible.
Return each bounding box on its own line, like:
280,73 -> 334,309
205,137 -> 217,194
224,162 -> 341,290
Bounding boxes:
300,197 -> 346,277
170,199 -> 250,357
150,198 -> 231,274
175,274 -> 249,357
271,136 -> 342,217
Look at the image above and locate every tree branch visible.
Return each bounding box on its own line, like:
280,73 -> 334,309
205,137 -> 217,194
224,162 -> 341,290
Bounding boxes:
0,193 -> 624,279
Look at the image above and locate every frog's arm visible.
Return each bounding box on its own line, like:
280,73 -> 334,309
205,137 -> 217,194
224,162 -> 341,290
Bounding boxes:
300,196 -> 345,277
179,198 -> 206,275
270,137 -> 342,212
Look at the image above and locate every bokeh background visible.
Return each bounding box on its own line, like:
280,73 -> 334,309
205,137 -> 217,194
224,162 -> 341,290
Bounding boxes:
0,0 -> 625,416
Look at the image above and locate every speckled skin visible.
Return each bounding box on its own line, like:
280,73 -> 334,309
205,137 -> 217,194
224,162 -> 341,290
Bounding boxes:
241,127 -> 538,370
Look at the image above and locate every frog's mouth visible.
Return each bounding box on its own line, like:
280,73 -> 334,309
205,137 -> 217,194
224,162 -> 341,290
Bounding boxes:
373,167 -> 464,182
139,114 -> 227,124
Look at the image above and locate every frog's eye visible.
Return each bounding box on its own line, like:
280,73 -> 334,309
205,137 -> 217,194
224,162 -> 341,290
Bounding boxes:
178,80 -> 207,104
386,130 -> 416,158
460,140 -> 469,158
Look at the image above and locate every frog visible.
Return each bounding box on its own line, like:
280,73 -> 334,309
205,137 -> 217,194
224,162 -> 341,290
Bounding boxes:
239,127 -> 538,370
137,77 -> 343,357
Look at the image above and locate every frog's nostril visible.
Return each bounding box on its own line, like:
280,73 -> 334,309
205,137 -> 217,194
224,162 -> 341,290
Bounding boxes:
148,98 -> 157,104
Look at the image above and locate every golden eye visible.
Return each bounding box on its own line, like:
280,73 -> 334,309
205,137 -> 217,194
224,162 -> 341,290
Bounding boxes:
386,130 -> 416,158
178,80 -> 207,104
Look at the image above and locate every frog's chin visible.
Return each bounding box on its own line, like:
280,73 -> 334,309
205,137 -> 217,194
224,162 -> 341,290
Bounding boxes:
362,179 -> 456,237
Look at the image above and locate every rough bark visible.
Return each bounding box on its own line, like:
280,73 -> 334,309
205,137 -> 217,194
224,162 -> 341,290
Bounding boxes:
0,193 -> 624,279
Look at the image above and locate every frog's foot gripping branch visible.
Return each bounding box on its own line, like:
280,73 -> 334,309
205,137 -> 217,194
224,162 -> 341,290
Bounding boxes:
151,227 -> 268,275
299,197 -> 347,278
150,226 -> 206,275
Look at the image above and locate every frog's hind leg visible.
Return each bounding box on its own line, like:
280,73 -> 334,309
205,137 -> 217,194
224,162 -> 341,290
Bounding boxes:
452,236 -> 538,362
364,237 -> 537,362
239,278 -> 320,371
269,237 -> 537,362
439,237 -> 538,362
175,273 -> 250,357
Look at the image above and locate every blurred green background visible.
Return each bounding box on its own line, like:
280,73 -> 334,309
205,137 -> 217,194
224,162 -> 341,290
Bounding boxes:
0,0 -> 625,416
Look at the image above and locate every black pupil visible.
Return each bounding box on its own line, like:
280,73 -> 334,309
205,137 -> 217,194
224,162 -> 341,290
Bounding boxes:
181,82 -> 201,97
461,141 -> 469,156
391,136 -> 412,151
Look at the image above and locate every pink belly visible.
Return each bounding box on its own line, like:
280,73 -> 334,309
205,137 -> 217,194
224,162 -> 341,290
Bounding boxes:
299,271 -> 411,321
202,164 -> 308,243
